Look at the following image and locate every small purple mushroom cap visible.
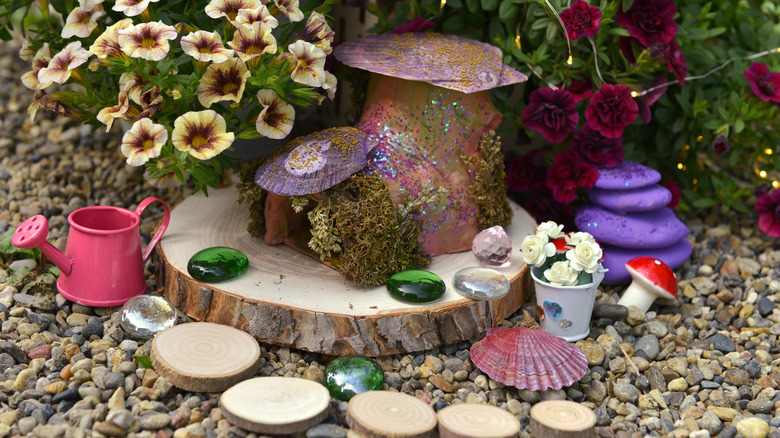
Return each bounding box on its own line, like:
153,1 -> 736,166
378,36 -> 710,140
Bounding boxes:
255,127 -> 375,196
334,32 -> 527,94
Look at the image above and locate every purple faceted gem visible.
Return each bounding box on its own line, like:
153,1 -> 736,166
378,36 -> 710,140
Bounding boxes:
472,226 -> 512,266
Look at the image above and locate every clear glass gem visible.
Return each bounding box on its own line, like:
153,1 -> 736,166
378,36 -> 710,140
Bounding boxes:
187,246 -> 249,282
452,266 -> 510,301
386,270 -> 446,303
119,295 -> 177,339
472,226 -> 512,266
323,356 -> 384,401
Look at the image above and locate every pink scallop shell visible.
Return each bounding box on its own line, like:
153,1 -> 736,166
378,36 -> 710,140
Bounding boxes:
470,327 -> 588,391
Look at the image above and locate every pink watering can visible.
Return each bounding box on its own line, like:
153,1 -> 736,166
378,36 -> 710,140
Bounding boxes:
12,197 -> 170,307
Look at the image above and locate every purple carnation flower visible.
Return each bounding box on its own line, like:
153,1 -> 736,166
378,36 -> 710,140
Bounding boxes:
570,123 -> 624,169
616,0 -> 678,48
712,134 -> 729,156
744,63 -> 780,103
560,1 -> 602,40
520,87 -> 579,143
584,84 -> 638,139
546,150 -> 599,204
756,189 -> 780,237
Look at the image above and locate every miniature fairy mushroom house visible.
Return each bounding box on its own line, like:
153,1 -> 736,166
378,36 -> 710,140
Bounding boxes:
617,256 -> 678,312
335,32 -> 527,255
241,33 -> 527,286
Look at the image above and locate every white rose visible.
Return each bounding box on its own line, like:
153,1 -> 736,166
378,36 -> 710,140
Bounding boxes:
536,221 -> 564,239
520,234 -> 556,267
566,241 -> 603,273
565,231 -> 596,246
544,260 -> 578,286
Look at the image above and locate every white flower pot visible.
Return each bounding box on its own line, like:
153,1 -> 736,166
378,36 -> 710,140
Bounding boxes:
531,265 -> 605,342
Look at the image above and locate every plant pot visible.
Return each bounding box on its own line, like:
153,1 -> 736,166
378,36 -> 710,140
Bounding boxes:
531,265 -> 606,342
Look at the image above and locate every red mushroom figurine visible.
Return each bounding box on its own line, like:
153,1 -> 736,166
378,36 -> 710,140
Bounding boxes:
617,256 -> 678,312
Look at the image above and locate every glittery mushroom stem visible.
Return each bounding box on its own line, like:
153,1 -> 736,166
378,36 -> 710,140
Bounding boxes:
357,74 -> 502,255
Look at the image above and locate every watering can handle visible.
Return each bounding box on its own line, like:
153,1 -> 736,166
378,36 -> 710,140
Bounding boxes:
135,197 -> 171,263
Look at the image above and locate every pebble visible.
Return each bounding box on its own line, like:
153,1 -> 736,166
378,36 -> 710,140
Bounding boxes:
736,417 -> 770,438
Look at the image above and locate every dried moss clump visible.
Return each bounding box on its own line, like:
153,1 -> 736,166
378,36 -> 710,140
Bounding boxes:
472,130 -> 513,229
330,173 -> 431,287
237,161 -> 268,238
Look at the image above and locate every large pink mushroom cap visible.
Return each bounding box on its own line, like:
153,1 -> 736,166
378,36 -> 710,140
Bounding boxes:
617,256 -> 678,312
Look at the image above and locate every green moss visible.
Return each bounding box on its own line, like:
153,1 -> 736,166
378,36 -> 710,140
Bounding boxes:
236,161 -> 268,238
328,173 -> 430,287
471,130 -> 513,229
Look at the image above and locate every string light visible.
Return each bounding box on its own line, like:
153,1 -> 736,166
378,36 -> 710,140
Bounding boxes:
765,148 -> 774,155
515,35 -> 522,50
677,163 -> 686,170
587,38 -> 604,84
630,91 -> 638,97
440,0 -> 446,8
567,55 -> 573,65
760,170 -> 768,178
696,135 -> 703,142
773,181 -> 779,188
542,0 -> 573,68
633,47 -> 780,97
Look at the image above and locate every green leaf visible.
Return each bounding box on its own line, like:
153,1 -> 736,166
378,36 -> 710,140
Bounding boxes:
442,15 -> 467,32
498,1 -> 519,20
734,119 -> 745,134
692,198 -> 717,208
481,0 -> 498,11
133,355 -> 154,369
622,0 -> 634,12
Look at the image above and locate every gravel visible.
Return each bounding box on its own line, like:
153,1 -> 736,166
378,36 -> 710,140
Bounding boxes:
1,38 -> 780,438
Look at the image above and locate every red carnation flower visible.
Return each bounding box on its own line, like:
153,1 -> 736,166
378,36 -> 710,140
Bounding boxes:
756,189 -> 780,237
521,88 -> 579,143
560,1 -> 602,40
712,134 -> 729,156
570,123 -> 624,169
616,0 -> 678,48
665,39 -> 687,86
585,84 -> 638,139
546,150 -> 598,204
637,75 -> 668,124
664,180 -> 680,210
744,63 -> 780,103
567,77 -> 593,102
507,149 -> 547,192
392,16 -> 435,34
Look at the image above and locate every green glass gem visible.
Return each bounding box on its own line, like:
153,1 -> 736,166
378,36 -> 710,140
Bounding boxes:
187,246 -> 249,282
323,355 -> 384,401
386,270 -> 446,304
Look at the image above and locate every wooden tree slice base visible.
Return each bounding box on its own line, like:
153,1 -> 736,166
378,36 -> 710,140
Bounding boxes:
529,400 -> 596,438
347,391 -> 437,438
152,185 -> 536,356
436,403 -> 520,438
220,377 -> 330,434
150,322 -> 260,392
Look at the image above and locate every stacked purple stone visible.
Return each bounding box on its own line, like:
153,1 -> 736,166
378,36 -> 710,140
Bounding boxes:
574,161 -> 692,283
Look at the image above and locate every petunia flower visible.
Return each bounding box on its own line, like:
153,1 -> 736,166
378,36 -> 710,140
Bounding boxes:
231,5 -> 278,29
96,91 -> 130,132
636,75 -> 668,124
89,18 -> 133,59
62,5 -> 105,39
181,30 -> 234,63
287,40 -> 327,87
546,150 -> 598,204
38,41 -> 90,84
296,11 -> 335,55
28,91 -> 81,122
755,189 -> 780,237
570,123 -> 624,169
744,63 -> 780,103
21,43 -> 53,90
118,22 -> 178,61
113,0 -> 160,17
520,87 -> 579,143
205,0 -> 260,21
196,58 -> 250,108
120,118 -> 168,166
79,0 -> 105,9
615,0 -> 677,47
321,72 -> 337,100
712,134 -> 729,156
172,110 -> 235,160
665,39 -> 687,86
120,71 -> 145,104
566,77 -> 593,103
255,89 -> 295,139
584,83 -> 638,139
507,148 -> 547,192
273,0 -> 304,22
228,22 -> 277,63
391,16 -> 435,34
560,1 -> 601,40
664,180 -> 680,210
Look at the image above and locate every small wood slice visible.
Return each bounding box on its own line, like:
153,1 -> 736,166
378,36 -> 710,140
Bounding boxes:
150,322 -> 260,392
529,400 -> 596,438
220,377 -> 330,434
436,403 -> 520,438
347,391 -> 437,438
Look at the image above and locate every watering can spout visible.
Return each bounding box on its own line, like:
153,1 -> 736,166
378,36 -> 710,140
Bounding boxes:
11,215 -> 73,276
